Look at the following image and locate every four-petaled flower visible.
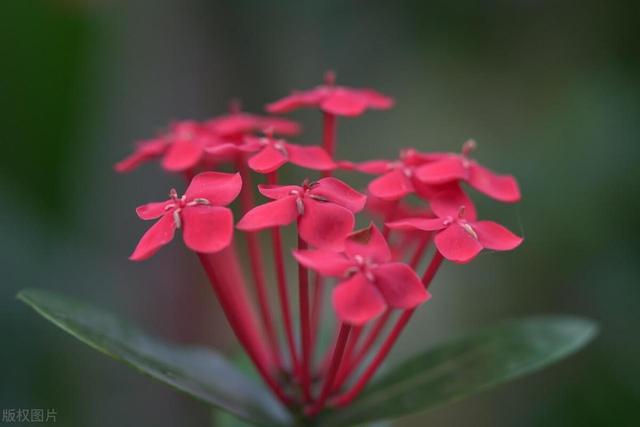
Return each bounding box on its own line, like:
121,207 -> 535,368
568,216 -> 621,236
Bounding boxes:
206,110 -> 300,139
266,71 -> 394,117
346,148 -> 444,201
294,225 -> 430,325
387,189 -> 523,263
415,139 -> 521,202
241,135 -> 336,174
237,178 -> 366,249
130,172 -> 242,261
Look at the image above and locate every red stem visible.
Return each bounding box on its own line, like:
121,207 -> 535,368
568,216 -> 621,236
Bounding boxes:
236,156 -> 282,369
409,232 -> 432,269
322,112 -> 337,178
297,231 -> 312,401
307,324 -> 351,416
268,171 -> 300,375
309,274 -> 324,367
197,249 -> 291,405
381,199 -> 399,239
332,326 -> 363,391
332,252 -> 445,407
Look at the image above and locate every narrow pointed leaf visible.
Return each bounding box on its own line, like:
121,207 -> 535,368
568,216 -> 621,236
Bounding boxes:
17,289 -> 292,427
319,316 -> 598,427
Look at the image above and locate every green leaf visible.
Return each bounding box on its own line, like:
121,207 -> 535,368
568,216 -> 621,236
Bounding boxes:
319,316 -> 598,427
17,289 -> 292,427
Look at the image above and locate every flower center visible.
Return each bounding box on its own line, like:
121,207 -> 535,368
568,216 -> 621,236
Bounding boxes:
164,189 -> 210,228
443,205 -> 478,239
345,255 -> 377,282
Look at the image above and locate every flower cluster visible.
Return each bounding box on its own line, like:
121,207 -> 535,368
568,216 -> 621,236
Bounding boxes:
116,72 -> 522,415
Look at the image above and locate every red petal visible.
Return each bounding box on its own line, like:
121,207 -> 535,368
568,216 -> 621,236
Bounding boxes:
386,217 -> 447,231
136,201 -> 172,220
429,186 -> 478,221
185,172 -> 242,206
236,197 -> 298,231
292,249 -> 353,277
162,140 -> 204,172
114,139 -> 166,173
415,156 -> 467,184
258,116 -> 301,136
265,88 -> 327,113
129,214 -> 176,261
321,89 -> 367,117
344,224 -> 391,263
258,184 -> 302,200
332,273 -> 386,326
434,224 -> 483,263
299,200 -> 354,249
469,163 -> 521,203
354,160 -> 392,174
373,263 -> 429,309
181,206 -> 234,253
313,177 -> 367,212
473,221 -> 523,251
248,145 -> 288,174
357,89 -> 394,110
285,144 -> 336,171
368,170 -> 414,201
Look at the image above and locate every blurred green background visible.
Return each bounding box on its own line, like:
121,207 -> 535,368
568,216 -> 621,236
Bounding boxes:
2,1 -> 639,426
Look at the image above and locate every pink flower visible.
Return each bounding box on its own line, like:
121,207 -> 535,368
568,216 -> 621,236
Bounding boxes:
114,138 -> 168,173
386,189 -> 523,263
415,140 -> 521,203
293,225 -> 430,325
160,120 -> 219,172
237,178 -> 366,249
240,135 -> 336,174
130,172 -> 242,261
266,71 -> 394,117
206,111 -> 301,138
346,148 -> 445,201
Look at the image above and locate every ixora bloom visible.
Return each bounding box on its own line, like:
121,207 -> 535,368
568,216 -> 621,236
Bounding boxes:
130,172 -> 241,260
294,225 -> 430,325
266,71 -> 394,117
345,148 -> 444,201
241,134 -> 336,173
387,189 -> 523,263
237,177 -> 366,249
415,139 -> 521,202
114,137 -> 168,173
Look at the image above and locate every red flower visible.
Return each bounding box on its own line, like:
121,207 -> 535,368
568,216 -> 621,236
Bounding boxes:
237,178 -> 366,249
240,135 -> 336,174
130,172 -> 241,261
293,225 -> 430,325
266,71 -> 394,117
206,111 -> 300,138
415,140 -> 521,202
346,148 -> 445,201
159,120 -> 219,172
387,189 -> 523,263
114,138 -> 168,173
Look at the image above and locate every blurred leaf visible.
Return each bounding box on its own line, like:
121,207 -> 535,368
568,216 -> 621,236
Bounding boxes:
319,316 -> 598,427
17,289 -> 292,427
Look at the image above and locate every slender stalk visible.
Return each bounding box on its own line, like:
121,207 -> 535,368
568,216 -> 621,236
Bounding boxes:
381,199 -> 399,239
332,326 -> 363,391
268,171 -> 300,375
321,112 -> 337,179
297,231 -> 312,401
309,273 -> 324,367
307,324 -> 351,416
332,310 -> 413,407
198,249 -> 291,405
336,310 -> 390,386
332,252 -> 445,407
236,156 -> 282,368
409,232 -> 432,269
